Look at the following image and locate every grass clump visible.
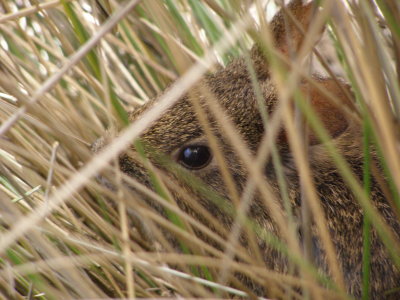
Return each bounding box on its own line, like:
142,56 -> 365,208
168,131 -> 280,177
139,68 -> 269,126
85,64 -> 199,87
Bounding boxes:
0,0 -> 399,299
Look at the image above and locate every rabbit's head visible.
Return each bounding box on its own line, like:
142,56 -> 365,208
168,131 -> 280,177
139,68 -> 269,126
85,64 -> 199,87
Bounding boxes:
93,1 -> 400,298
107,0 -> 353,214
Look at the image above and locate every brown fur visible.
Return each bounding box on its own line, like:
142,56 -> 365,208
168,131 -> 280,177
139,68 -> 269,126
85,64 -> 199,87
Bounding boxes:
93,1 -> 400,298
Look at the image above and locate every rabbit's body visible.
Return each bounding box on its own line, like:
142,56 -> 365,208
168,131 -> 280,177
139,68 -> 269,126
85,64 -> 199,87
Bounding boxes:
95,1 -> 400,298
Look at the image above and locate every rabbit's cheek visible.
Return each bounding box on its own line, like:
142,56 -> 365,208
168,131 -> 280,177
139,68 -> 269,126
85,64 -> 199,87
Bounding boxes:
118,154 -> 152,186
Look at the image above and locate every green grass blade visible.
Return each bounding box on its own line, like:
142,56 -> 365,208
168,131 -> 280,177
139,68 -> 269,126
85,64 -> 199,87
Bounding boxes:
61,0 -> 101,79
165,0 -> 204,56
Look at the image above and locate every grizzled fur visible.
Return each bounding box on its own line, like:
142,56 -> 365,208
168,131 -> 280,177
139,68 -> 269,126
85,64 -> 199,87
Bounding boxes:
93,1 -> 400,298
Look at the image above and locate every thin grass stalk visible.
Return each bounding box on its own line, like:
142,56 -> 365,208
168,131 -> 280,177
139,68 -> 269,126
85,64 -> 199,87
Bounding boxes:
362,113 -> 372,300
115,162 -> 135,298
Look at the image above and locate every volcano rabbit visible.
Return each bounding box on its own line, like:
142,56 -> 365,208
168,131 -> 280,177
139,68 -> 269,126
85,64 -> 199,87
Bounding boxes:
94,0 -> 400,298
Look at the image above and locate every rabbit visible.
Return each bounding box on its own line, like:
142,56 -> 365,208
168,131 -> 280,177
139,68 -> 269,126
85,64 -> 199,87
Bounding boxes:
93,0 -> 400,298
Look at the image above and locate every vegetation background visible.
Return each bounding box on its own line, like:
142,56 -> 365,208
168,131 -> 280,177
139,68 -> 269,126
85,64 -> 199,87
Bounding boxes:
0,0 -> 399,299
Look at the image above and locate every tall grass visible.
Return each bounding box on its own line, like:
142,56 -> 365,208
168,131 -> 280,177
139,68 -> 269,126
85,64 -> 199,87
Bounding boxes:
0,0 -> 399,299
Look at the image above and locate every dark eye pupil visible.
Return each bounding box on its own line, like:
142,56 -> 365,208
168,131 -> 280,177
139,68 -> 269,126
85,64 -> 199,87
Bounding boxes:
178,145 -> 211,169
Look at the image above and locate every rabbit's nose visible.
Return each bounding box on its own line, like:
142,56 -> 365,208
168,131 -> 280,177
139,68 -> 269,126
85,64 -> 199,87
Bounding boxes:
91,136 -> 106,153
90,136 -> 118,191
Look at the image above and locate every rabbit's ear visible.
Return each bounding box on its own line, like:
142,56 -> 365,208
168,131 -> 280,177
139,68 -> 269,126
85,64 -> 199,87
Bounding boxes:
251,0 -> 315,79
297,79 -> 352,145
250,1 -> 352,145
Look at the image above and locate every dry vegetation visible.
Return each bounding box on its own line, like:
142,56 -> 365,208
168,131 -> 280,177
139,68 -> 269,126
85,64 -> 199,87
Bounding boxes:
0,0 -> 399,299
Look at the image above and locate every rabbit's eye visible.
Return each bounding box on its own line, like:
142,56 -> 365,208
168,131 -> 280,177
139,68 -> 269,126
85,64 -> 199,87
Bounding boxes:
178,145 -> 211,170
